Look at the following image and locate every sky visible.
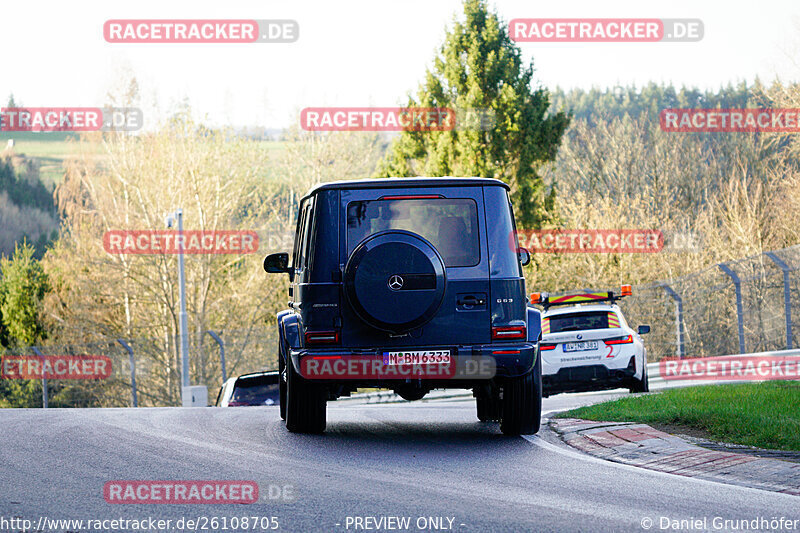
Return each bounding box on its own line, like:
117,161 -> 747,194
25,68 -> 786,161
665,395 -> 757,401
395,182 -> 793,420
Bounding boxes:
4,0 -> 800,130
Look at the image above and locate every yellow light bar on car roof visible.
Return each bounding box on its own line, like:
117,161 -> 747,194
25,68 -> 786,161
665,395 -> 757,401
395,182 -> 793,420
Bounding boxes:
548,292 -> 612,306
532,287 -> 632,309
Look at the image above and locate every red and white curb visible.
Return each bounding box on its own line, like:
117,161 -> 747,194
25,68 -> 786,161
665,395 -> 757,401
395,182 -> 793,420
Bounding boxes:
550,418 -> 800,496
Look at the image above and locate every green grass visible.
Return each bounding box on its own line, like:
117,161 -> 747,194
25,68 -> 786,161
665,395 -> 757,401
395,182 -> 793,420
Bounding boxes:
0,132 -> 84,157
0,134 -> 289,186
255,140 -> 289,154
558,382 -> 800,451
0,132 -> 92,186
0,131 -> 79,142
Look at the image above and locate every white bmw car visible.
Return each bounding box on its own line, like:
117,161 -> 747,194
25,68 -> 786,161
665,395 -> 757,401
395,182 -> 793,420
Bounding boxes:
532,287 -> 650,397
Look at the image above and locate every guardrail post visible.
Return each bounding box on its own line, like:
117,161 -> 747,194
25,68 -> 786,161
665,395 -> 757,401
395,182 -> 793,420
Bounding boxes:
31,346 -> 47,408
765,252 -> 793,350
661,284 -> 685,359
718,263 -> 746,354
206,330 -> 227,382
117,339 -> 137,407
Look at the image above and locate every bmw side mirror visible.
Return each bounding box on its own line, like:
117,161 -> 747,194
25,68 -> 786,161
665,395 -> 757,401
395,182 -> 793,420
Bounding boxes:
518,247 -> 531,266
264,252 -> 290,274
637,325 -> 651,335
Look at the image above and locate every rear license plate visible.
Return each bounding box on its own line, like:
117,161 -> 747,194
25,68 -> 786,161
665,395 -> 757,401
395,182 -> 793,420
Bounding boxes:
563,341 -> 598,352
383,350 -> 451,365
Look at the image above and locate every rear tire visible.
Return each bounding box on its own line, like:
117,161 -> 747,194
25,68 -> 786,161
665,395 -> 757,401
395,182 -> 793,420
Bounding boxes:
285,357 -> 327,434
476,393 -> 501,422
630,365 -> 649,393
278,343 -> 287,421
500,354 -> 542,435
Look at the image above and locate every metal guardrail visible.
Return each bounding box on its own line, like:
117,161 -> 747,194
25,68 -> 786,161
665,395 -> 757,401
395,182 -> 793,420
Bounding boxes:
617,243 -> 800,362
1,328 -> 275,408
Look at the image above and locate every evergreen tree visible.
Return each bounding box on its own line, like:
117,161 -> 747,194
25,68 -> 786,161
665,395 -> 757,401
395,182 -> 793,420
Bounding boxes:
6,93 -> 20,109
376,0 -> 570,228
0,241 -> 50,346
0,241 -> 50,407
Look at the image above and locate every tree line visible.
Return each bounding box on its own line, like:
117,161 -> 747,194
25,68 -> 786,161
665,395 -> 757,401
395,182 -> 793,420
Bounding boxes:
3,0 -> 800,405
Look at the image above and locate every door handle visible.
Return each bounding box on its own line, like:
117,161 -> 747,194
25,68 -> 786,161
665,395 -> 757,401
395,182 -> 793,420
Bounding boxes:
457,296 -> 486,306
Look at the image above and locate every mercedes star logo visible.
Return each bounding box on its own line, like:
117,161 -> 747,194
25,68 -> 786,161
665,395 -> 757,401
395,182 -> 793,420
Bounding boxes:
388,275 -> 404,291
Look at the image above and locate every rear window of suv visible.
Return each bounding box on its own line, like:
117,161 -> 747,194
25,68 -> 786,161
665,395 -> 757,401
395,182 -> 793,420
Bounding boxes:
547,311 -> 610,333
232,377 -> 279,405
346,198 -> 480,267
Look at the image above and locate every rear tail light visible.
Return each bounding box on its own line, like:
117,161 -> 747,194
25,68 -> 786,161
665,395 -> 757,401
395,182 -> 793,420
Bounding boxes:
539,343 -> 557,351
492,325 -> 526,340
604,335 -> 633,345
305,331 -> 340,345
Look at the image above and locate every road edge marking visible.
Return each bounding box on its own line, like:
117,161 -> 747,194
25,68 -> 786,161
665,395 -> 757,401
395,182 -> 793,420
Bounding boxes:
522,434 -> 799,501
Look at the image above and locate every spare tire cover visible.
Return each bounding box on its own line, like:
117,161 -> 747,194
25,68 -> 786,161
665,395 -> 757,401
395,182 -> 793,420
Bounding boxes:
344,230 -> 446,333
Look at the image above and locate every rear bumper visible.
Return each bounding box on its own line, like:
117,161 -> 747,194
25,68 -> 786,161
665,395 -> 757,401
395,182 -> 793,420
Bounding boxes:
543,356 -> 637,395
289,342 -> 536,388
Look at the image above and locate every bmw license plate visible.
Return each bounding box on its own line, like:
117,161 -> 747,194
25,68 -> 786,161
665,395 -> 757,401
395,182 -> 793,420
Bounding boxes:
563,341 -> 598,353
383,350 -> 451,365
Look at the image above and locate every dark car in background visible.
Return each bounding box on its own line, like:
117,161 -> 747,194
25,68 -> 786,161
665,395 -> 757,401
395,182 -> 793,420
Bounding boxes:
215,371 -> 280,407
264,177 -> 542,435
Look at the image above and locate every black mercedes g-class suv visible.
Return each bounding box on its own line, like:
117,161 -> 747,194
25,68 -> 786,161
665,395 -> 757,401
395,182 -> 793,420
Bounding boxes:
264,178 -> 541,435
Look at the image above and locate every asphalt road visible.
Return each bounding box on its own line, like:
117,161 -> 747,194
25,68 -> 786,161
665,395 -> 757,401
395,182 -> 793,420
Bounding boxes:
0,393 -> 797,533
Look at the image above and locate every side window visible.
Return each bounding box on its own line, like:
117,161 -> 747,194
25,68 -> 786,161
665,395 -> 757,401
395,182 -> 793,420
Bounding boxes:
508,199 -> 524,278
292,201 -> 308,269
485,187 -> 523,278
299,198 -> 315,269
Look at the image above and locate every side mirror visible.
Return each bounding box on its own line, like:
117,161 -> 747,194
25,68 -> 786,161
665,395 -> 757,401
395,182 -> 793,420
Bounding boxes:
518,247 -> 531,266
637,325 -> 651,335
263,252 -> 290,274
